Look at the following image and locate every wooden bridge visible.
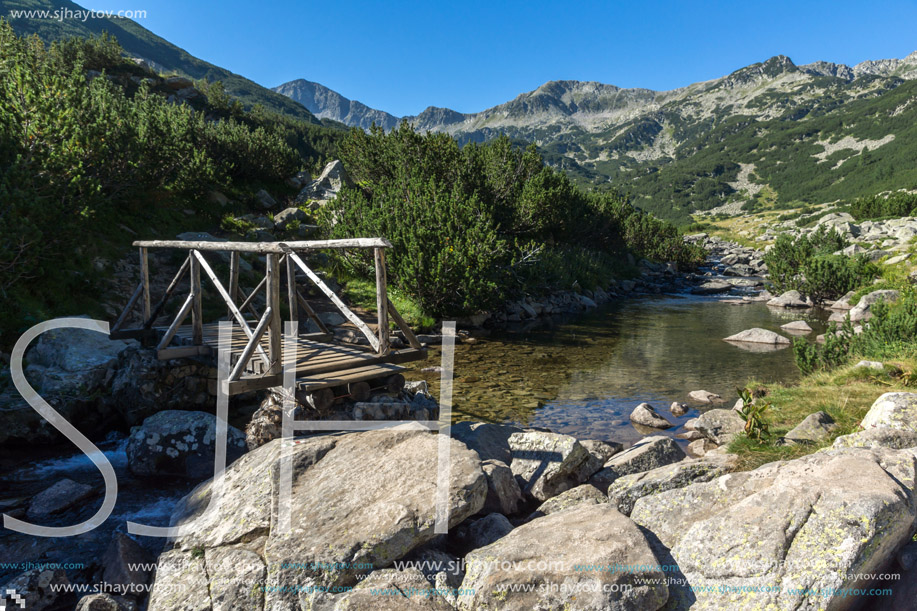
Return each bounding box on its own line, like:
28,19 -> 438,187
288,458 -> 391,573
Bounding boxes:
109,238 -> 426,404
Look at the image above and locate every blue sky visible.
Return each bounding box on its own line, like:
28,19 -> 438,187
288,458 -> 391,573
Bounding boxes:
83,0 -> 917,117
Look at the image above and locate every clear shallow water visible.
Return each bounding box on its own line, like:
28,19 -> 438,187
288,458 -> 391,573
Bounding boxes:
405,295 -> 829,446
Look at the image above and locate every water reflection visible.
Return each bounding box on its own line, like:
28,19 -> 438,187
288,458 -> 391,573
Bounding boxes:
405,295 -> 828,446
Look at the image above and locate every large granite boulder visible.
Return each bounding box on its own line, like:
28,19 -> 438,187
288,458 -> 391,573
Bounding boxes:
724,328 -> 791,344
458,504 -> 669,610
848,289 -> 900,322
479,459 -> 524,515
694,408 -> 745,445
629,402 -> 674,429
295,160 -> 353,207
783,410 -> 837,444
127,410 -> 247,479
588,436 -> 686,493
833,428 -> 917,450
149,428 -> 486,610
332,568 -> 454,610
860,392 -> 917,433
631,447 -> 917,610
452,421 -> 521,464
527,483 -> 606,519
608,458 -> 732,516
507,431 -> 595,501
767,290 -> 811,308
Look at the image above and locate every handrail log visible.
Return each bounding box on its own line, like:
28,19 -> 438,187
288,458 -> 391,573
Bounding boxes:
133,238 -> 392,253
228,307 -> 274,382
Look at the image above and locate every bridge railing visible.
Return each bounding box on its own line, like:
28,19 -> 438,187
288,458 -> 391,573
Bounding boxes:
110,238 -> 422,384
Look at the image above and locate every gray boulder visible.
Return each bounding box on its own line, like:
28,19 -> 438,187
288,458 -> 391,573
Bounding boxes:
828,291 -> 856,310
127,410 -> 247,479
766,290 -> 811,308
588,436 -> 686,493
455,513 -> 514,553
452,421 -> 521,464
296,160 -> 353,207
691,280 -> 733,295
528,483 -> 606,519
150,429 -> 486,610
480,459 -> 524,515
670,402 -> 689,416
860,392 -> 917,433
630,402 -> 674,429
1,569 -> 70,611
724,328 -> 791,344
848,289 -> 900,322
688,390 -> 723,404
508,431 -> 594,501
833,428 -> 917,450
783,411 -> 838,444
780,320 -> 812,334
27,478 -> 96,520
272,206 -> 307,230
631,447 -> 917,610
458,504 -> 669,611
694,408 -> 745,445
102,532 -> 152,590
608,458 -> 732,516
580,438 -> 623,463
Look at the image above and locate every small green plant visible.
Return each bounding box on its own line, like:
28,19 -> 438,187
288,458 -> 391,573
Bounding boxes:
736,387 -> 771,442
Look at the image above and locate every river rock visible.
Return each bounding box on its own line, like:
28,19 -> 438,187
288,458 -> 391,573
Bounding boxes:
724,328 -> 791,344
127,410 -> 247,479
152,429 -> 486,609
528,483 -> 606,520
766,290 -> 811,308
691,280 -> 733,295
631,447 -> 917,610
27,478 -> 96,520
458,504 -> 669,611
75,594 -> 137,610
687,438 -> 719,457
688,390 -> 722,404
480,459 -> 524,515
1,569 -> 70,611
848,289 -> 900,322
102,532 -> 152,589
254,188 -> 276,209
452,421 -> 521,465
860,392 -> 917,433
104,346 -> 213,427
783,411 -> 838,444
780,320 -> 812,334
580,439 -> 623,463
670,401 -> 689,416
629,402 -> 674,429
588,436 -> 686,493
272,206 -> 307,230
608,458 -> 732,516
828,291 -> 856,310
454,513 -> 514,553
508,431 -> 594,501
25,318 -> 133,395
833,428 -> 917,450
694,408 -> 745,445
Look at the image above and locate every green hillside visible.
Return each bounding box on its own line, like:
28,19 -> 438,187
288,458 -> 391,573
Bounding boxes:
0,0 -> 323,123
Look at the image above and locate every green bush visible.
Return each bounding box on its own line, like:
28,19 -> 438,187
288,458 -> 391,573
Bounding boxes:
764,226 -> 863,300
321,122 -> 703,315
850,192 -> 917,220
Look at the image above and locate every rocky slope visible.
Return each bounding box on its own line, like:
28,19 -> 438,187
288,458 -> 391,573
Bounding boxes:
276,52 -> 917,222
273,79 -> 400,130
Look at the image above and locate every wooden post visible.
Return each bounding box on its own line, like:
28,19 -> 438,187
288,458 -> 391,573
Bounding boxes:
190,250 -> 203,345
286,254 -> 298,330
265,253 -> 282,375
374,247 -> 390,355
139,247 -> 151,323
228,251 -> 240,320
